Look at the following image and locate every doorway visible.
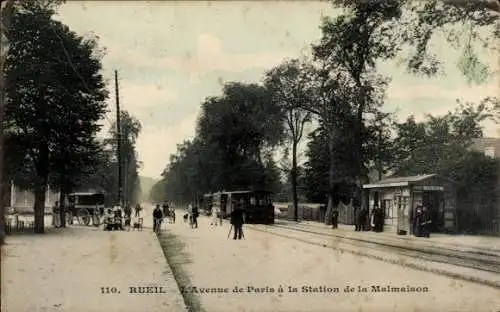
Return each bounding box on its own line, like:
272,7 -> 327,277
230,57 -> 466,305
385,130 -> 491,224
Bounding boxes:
422,191 -> 444,232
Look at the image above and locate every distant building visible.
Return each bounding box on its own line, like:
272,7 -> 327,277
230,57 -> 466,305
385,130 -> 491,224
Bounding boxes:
2,181 -> 60,212
470,137 -> 500,158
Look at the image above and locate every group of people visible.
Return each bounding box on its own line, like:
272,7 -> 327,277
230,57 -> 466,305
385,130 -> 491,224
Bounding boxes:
152,202 -> 176,232
104,202 -> 143,231
330,204 -> 431,237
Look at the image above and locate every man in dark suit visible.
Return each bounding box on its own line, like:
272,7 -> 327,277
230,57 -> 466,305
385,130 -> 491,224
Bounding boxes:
153,204 -> 163,232
230,203 -> 245,240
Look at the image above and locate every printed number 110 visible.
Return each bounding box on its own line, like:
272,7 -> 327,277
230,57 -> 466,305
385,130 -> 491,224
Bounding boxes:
100,287 -> 120,294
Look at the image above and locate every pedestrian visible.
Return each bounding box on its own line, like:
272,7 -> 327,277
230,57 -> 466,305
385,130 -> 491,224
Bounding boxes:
112,204 -> 124,231
230,203 -> 245,240
169,205 -> 176,223
134,203 -> 142,217
372,205 -> 384,232
52,201 -> 60,228
124,202 -> 132,229
153,204 -> 163,232
413,206 -> 423,237
191,205 -> 199,228
354,207 -> 361,231
331,210 -> 339,229
211,205 -> 220,226
420,206 -> 431,238
162,202 -> 169,218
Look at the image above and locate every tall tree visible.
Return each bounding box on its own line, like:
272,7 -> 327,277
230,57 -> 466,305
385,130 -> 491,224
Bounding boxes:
301,2 -> 398,224
264,58 -> 313,221
4,1 -> 108,233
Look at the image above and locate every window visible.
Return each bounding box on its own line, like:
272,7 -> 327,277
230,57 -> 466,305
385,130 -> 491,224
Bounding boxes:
485,146 -> 495,158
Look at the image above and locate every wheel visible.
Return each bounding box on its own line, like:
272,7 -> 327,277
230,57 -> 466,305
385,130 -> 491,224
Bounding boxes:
77,209 -> 91,226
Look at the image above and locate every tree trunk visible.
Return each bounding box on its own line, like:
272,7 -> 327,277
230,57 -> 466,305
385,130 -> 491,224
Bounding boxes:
324,130 -> 335,225
59,190 -> 66,227
34,141 -> 49,233
291,140 -> 299,222
34,185 -> 46,233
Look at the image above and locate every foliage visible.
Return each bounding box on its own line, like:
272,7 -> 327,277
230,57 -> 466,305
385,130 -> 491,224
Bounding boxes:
152,82 -> 286,204
79,110 -> 142,206
330,0 -> 499,84
3,0 -> 107,232
391,100 -> 499,175
264,58 -> 313,220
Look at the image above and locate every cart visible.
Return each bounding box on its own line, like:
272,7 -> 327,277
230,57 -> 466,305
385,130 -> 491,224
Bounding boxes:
66,192 -> 105,226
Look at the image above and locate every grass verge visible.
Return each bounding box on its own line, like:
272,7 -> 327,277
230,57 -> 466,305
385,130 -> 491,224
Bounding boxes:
157,231 -> 206,312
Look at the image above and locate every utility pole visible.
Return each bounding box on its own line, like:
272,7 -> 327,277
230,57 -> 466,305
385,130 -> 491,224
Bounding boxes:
377,126 -> 382,181
115,70 -> 123,206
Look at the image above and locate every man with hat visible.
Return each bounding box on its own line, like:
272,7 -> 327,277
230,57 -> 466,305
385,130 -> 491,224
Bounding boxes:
230,200 -> 245,240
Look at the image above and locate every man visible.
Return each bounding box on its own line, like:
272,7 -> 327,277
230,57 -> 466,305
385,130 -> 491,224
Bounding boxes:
123,202 -> 132,229
191,205 -> 199,228
420,206 -> 431,238
52,201 -> 60,228
153,204 -> 163,232
230,203 -> 245,240
331,210 -> 339,229
134,203 -> 142,217
112,204 -> 124,231
413,206 -> 423,237
162,202 -> 169,218
354,207 -> 361,231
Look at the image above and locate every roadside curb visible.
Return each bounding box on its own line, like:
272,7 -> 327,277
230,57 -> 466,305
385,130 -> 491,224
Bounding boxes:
248,226 -> 500,290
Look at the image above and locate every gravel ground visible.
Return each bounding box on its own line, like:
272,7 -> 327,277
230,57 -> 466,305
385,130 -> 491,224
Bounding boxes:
158,212 -> 500,312
1,215 -> 186,312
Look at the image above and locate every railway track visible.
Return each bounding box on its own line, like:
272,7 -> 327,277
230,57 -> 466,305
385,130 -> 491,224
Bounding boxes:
279,221 -> 500,255
275,222 -> 500,259
248,223 -> 500,289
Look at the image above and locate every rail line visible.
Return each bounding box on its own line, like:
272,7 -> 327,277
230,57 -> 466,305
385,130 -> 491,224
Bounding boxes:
270,223 -> 500,272
276,220 -> 500,255
274,222 -> 500,259
247,224 -> 500,289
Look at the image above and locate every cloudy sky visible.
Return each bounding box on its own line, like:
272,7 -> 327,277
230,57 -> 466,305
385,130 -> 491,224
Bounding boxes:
55,1 -> 499,179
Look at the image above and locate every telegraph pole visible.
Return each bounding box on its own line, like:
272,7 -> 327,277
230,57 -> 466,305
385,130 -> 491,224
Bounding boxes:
115,70 -> 123,206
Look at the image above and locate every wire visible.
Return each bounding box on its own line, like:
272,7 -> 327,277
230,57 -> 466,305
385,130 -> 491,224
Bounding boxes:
49,22 -> 115,128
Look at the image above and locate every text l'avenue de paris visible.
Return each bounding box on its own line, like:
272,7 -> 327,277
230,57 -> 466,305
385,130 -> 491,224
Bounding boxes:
178,285 -> 430,294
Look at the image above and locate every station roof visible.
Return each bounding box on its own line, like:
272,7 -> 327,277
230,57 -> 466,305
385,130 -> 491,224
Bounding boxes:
363,174 -> 455,189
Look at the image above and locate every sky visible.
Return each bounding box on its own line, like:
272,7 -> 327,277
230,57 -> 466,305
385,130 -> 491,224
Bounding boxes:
55,1 -> 499,179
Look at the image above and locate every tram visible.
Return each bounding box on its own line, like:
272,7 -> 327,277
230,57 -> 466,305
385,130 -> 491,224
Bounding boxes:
206,190 -> 275,224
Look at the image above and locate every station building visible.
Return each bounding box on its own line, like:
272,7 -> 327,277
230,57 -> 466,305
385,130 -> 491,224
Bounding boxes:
362,174 -> 458,235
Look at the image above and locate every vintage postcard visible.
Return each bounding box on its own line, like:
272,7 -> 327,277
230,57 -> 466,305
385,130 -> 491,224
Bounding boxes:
1,1 -> 499,311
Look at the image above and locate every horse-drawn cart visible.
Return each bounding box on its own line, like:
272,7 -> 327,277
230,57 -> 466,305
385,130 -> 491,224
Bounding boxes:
66,192 -> 105,226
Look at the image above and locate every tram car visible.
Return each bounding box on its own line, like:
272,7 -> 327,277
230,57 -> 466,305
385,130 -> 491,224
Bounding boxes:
201,193 -> 213,216
66,192 -> 105,226
210,190 -> 275,224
